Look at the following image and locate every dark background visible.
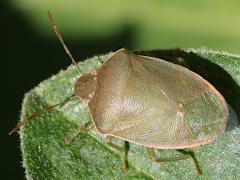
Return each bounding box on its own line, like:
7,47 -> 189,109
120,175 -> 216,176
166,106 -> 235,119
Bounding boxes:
3,1 -> 134,179
3,1 -> 240,179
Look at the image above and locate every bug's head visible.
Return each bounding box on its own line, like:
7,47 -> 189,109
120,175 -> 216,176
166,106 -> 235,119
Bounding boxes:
74,70 -> 98,103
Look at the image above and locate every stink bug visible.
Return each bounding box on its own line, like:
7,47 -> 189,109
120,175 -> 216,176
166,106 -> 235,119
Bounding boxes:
10,11 -> 229,176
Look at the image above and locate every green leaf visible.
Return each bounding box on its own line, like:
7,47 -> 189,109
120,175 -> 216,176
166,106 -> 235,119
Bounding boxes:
19,48 -> 240,179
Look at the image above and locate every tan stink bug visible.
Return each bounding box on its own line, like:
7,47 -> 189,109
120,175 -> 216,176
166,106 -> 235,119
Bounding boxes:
10,11 -> 229,176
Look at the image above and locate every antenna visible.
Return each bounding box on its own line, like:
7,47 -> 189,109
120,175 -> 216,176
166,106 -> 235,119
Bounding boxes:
47,10 -> 81,71
9,95 -> 76,135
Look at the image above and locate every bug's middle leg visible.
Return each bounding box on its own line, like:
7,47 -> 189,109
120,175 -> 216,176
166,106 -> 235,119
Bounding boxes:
146,147 -> 201,176
65,122 -> 94,144
106,136 -> 128,171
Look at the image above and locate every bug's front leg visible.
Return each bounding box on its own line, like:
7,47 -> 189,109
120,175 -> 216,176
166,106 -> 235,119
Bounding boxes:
65,122 -> 94,144
146,147 -> 201,176
106,136 -> 128,171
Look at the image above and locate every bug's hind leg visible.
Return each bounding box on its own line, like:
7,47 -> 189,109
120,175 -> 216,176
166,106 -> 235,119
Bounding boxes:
146,147 -> 201,176
65,122 -> 94,144
106,136 -> 129,171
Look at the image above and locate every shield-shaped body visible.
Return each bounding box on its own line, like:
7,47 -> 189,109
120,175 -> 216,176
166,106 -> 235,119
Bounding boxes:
87,49 -> 228,149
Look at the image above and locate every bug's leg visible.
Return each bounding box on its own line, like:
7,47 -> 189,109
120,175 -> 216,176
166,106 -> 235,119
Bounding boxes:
65,122 -> 94,145
106,136 -> 129,171
175,57 -> 188,68
96,55 -> 105,64
106,136 -> 125,151
146,147 -> 201,176
177,149 -> 202,175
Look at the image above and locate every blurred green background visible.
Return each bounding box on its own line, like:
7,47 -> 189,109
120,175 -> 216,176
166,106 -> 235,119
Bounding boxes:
9,0 -> 240,52
4,0 -> 240,179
